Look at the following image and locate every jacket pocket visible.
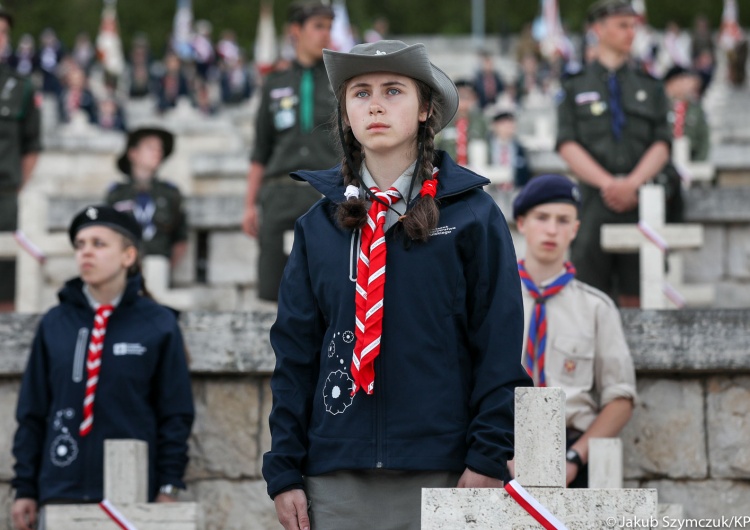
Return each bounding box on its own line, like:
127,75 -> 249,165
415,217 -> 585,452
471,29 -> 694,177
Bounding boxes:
548,335 -> 595,388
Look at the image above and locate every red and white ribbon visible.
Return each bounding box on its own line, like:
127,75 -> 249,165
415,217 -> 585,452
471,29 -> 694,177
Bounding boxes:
663,282 -> 687,308
637,221 -> 669,252
99,499 -> 138,530
13,230 -> 46,264
504,479 -> 569,530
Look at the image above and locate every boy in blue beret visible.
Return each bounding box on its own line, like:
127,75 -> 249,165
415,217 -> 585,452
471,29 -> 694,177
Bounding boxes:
511,173 -> 637,488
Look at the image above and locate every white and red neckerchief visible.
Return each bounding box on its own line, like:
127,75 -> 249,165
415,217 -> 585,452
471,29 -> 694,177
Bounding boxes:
79,304 -> 114,436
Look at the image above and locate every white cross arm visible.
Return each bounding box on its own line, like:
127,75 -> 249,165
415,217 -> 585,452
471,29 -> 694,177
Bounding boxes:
45,503 -> 202,530
422,487 -> 657,529
601,225 -> 703,253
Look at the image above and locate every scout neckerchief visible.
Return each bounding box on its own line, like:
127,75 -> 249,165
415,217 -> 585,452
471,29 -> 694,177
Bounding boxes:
80,304 -> 115,436
299,68 -> 314,133
673,100 -> 688,138
351,187 -> 402,395
607,71 -> 626,141
518,260 -> 576,387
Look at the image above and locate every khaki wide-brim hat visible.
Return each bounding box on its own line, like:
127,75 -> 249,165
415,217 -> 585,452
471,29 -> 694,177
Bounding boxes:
323,40 -> 459,132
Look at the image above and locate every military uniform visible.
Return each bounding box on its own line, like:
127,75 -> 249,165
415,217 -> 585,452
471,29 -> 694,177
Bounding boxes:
556,60 -> 675,297
251,59 -> 338,301
669,99 -> 710,162
0,62 -> 41,304
0,63 -> 41,231
106,179 -> 188,258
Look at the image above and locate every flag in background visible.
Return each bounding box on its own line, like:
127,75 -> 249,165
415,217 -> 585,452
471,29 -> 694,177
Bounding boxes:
254,0 -> 277,75
720,0 -> 744,50
96,0 -> 125,77
172,0 -> 194,60
534,0 -> 572,62
330,0 -> 356,52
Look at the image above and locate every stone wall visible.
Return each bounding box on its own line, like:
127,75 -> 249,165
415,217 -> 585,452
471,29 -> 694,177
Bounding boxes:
0,309 -> 749,529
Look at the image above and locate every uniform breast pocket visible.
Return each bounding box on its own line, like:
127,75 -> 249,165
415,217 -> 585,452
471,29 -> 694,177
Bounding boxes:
548,335 -> 595,389
623,101 -> 659,143
574,104 -> 609,142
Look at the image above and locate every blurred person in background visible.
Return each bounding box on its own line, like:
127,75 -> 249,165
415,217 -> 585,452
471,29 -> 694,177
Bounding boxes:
38,27 -> 64,95
57,60 -> 98,124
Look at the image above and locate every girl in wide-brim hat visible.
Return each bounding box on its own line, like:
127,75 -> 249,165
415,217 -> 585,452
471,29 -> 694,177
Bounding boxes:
264,40 -> 531,530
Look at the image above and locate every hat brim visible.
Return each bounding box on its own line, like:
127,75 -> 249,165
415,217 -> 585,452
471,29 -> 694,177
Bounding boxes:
323,43 -> 459,132
117,127 -> 175,175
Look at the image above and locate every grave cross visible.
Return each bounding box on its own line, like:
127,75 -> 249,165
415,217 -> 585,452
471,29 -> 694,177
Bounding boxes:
421,387 -> 658,529
45,439 -> 202,530
600,184 -> 707,309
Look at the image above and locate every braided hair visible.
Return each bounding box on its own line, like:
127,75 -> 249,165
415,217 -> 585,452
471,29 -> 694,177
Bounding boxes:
333,79 -> 443,241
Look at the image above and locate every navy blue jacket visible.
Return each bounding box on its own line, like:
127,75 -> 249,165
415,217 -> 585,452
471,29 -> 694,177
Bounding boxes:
262,151 -> 532,499
12,275 -> 194,503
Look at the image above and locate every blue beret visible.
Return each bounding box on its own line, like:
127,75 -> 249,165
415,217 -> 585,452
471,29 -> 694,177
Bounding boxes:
512,174 -> 581,219
69,204 -> 142,246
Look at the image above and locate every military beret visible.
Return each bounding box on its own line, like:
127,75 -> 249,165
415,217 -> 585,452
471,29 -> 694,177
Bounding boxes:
512,174 -> 581,219
0,4 -> 13,28
69,205 -> 142,246
663,65 -> 698,84
587,0 -> 636,23
288,1 -> 334,24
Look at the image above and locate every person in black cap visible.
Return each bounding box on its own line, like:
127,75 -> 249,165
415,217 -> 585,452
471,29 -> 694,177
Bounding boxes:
488,110 -> 531,188
0,3 -> 42,310
242,0 -> 339,302
11,204 -> 194,530
105,126 -> 188,267
264,39 -> 530,530
663,66 -> 709,162
557,0 -> 680,307
510,173 -> 636,488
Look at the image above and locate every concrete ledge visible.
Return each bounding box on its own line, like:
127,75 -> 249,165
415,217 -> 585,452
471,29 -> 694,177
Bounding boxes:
684,187 -> 750,223
0,308 -> 748,376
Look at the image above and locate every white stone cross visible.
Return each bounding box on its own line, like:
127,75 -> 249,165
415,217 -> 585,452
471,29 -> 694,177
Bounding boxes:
467,139 -> 513,186
45,439 -> 203,530
672,137 -> 714,184
600,184 -> 706,309
421,387 -> 658,529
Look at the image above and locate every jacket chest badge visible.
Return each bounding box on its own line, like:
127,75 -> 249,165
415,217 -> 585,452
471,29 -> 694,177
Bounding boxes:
113,342 -> 147,356
590,101 -> 607,116
429,225 -> 457,237
636,90 -> 647,102
50,408 -> 80,467
563,358 -> 577,373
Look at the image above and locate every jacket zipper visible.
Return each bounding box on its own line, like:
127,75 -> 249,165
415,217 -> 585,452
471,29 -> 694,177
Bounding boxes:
375,353 -> 384,469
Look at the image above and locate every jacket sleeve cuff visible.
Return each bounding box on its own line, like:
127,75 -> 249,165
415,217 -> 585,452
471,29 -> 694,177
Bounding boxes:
13,486 -> 38,501
466,450 -> 511,484
267,469 -> 305,500
270,483 -> 305,500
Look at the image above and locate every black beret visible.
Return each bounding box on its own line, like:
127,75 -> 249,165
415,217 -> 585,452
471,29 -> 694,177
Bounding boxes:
0,4 -> 13,28
288,1 -> 334,24
512,174 -> 581,219
587,0 -> 636,23
492,110 -> 515,122
69,205 -> 142,246
663,65 -> 697,84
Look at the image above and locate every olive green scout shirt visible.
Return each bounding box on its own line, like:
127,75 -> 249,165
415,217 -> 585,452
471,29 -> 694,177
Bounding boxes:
557,61 -> 671,178
251,60 -> 339,180
0,63 -> 41,189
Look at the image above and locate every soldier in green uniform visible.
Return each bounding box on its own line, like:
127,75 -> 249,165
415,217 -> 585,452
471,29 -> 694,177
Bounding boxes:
0,5 -> 42,308
242,1 -> 338,302
106,127 -> 188,267
556,0 -> 677,307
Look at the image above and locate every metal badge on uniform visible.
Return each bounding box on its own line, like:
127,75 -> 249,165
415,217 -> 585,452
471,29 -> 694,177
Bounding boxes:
280,96 -> 295,110
274,108 -> 295,131
590,101 -> 607,116
563,358 -> 577,373
1,77 -> 17,100
636,90 -> 647,102
575,91 -> 601,105
270,86 -> 294,99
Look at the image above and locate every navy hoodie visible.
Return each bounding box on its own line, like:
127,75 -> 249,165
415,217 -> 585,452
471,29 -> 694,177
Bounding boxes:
12,274 -> 195,503
262,151 -> 532,499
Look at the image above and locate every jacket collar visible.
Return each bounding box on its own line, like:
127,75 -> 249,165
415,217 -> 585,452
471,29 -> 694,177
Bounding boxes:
58,274 -> 144,310
290,150 -> 490,204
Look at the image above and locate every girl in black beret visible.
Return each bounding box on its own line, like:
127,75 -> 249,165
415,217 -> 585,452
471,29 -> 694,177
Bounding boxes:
11,205 -> 194,530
